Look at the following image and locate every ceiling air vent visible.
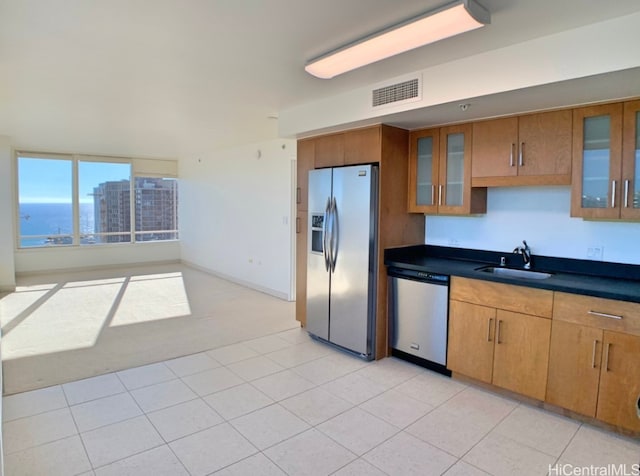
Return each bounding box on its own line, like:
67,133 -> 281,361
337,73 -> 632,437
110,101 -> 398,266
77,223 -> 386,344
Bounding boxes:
372,77 -> 420,108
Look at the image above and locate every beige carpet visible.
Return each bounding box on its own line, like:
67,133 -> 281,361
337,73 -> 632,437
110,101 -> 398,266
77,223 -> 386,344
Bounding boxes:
0,263 -> 298,394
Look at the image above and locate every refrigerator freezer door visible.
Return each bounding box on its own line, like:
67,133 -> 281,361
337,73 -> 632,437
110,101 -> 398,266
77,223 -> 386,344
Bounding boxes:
329,165 -> 377,356
306,168 -> 332,340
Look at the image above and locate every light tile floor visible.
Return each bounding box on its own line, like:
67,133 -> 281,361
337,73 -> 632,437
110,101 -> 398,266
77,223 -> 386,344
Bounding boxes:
3,327 -> 639,476
0,263 -> 297,394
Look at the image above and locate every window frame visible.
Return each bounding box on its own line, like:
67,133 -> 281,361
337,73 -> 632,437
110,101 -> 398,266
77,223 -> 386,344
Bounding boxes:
15,151 -> 179,249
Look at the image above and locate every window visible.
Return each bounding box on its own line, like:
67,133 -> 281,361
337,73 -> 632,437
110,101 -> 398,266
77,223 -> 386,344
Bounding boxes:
16,153 -> 179,248
80,160 -> 132,244
18,156 -> 74,247
134,177 -> 179,241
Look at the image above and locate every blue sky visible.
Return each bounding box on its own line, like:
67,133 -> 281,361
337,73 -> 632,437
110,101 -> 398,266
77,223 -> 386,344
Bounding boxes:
19,157 -> 130,204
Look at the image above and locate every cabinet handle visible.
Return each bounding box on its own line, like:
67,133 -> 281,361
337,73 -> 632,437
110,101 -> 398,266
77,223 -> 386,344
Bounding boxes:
496,319 -> 502,344
588,310 -> 623,320
438,185 -> 443,206
591,339 -> 599,368
431,185 -> 435,206
487,318 -> 493,342
624,180 -> 630,208
509,144 -> 515,167
519,142 -> 524,167
611,180 -> 617,208
604,342 -> 612,372
296,187 -> 301,204
296,217 -> 301,234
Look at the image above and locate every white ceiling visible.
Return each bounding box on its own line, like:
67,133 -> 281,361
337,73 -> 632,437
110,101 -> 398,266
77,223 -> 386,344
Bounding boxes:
1,0 -> 640,157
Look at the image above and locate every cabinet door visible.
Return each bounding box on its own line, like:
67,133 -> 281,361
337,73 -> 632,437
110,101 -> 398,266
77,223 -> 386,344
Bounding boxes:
438,123 -> 487,215
295,212 -> 308,327
596,331 -> 640,432
344,126 -> 381,165
472,117 -> 518,179
571,103 -> 623,219
492,310 -> 551,401
439,124 -> 468,213
621,99 -> 640,220
448,300 -> 496,384
546,320 -> 602,417
408,128 -> 439,213
297,140 -> 315,212
314,134 -> 345,168
518,109 -> 572,180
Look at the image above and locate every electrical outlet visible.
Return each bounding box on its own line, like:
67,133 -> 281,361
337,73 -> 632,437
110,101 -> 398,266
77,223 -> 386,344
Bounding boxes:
586,245 -> 604,260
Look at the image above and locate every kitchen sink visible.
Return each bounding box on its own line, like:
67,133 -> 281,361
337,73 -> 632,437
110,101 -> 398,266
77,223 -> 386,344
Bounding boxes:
475,266 -> 553,280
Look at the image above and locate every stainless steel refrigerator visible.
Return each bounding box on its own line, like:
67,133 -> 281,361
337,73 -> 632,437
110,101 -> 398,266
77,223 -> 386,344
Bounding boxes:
306,164 -> 378,359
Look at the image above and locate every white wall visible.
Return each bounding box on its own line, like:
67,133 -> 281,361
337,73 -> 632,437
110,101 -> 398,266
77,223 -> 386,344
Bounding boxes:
14,241 -> 181,274
0,136 -> 16,290
425,187 -> 640,265
179,138 -> 296,300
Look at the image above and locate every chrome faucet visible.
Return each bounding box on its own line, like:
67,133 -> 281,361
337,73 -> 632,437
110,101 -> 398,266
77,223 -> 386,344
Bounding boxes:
513,240 -> 532,269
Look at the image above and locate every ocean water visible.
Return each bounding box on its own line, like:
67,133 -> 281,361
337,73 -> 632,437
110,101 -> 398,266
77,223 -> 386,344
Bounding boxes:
19,203 -> 94,247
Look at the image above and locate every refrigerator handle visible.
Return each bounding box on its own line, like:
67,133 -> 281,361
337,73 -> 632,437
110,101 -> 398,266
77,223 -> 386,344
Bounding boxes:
323,197 -> 331,271
330,196 -> 339,273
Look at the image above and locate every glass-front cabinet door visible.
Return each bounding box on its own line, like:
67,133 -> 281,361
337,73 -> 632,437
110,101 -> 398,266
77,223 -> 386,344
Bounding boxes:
622,100 -> 640,220
571,103 -> 623,219
408,128 -> 439,213
408,123 -> 486,215
438,123 -> 484,215
444,132 -> 465,207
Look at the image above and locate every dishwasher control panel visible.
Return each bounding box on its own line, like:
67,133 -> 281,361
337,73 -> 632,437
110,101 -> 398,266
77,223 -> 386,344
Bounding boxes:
388,267 -> 449,285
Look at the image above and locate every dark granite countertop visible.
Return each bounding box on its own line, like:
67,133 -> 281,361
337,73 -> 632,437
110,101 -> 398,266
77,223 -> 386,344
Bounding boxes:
384,245 -> 640,304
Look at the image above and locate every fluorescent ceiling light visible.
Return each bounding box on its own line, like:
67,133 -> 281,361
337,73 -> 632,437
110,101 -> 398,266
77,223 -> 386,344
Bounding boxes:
305,0 -> 490,79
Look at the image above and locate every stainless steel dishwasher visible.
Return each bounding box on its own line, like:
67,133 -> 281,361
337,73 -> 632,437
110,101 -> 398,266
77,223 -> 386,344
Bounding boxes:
388,267 -> 450,376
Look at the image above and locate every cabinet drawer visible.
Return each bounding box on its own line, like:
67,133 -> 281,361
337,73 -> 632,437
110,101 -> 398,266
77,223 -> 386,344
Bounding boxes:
553,292 -> 640,336
450,277 -> 553,318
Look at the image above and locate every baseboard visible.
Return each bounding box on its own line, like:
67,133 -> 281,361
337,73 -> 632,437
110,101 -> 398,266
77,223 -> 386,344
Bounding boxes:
0,284 -> 16,293
181,259 -> 291,301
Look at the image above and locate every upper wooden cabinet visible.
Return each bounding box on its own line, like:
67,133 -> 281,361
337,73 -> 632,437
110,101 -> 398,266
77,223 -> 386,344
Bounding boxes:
409,124 -> 487,215
471,110 -> 572,187
570,100 -> 640,220
314,133 -> 344,168
344,126 -> 381,165
408,127 -> 439,213
621,100 -> 640,220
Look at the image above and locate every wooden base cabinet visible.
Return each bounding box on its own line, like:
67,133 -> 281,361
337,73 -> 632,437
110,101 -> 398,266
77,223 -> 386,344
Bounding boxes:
597,331 -> 640,432
491,310 -> 551,401
294,212 -> 308,326
547,292 -> 640,433
547,321 -> 640,433
448,300 -> 495,384
448,278 -> 552,401
546,320 -> 602,417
